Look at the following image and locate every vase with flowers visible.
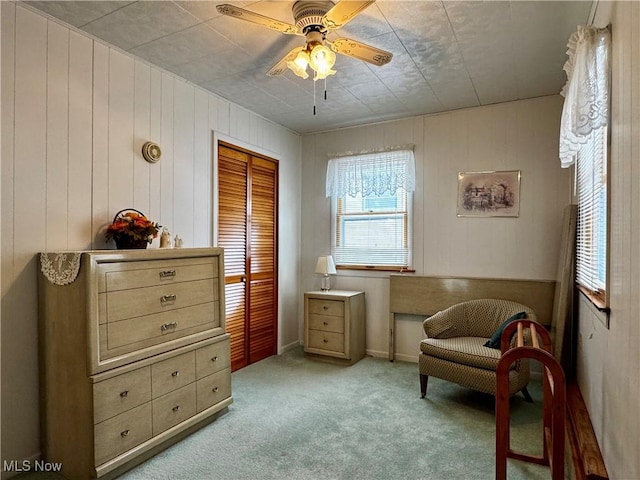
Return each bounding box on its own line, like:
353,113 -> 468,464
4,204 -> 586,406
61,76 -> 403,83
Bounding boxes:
105,209 -> 161,249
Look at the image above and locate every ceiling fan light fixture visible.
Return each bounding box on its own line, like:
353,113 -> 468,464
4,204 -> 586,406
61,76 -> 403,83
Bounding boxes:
309,43 -> 336,78
287,50 -> 310,79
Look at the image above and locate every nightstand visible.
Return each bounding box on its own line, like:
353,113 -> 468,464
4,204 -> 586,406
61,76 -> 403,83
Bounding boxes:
304,290 -> 366,365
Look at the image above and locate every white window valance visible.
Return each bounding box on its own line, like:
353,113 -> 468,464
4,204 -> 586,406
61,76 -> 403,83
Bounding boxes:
325,148 -> 415,198
559,25 -> 611,168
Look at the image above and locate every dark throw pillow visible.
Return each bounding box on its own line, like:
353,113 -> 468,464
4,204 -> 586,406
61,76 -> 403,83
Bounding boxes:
483,311 -> 528,349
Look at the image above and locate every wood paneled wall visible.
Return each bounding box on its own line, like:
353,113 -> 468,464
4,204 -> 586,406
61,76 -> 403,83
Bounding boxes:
0,3 -> 301,467
301,96 -> 572,362
576,3 -> 640,479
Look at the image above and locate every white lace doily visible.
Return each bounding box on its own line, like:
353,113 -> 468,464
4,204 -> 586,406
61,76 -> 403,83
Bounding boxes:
40,253 -> 82,285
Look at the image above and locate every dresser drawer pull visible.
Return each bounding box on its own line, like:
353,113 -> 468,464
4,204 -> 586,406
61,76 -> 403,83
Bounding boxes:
323,321 -> 329,326
323,306 -> 328,310
211,356 -> 218,362
160,322 -> 178,332
159,270 -> 176,279
160,294 -> 177,304
212,387 -> 219,393
171,371 -> 180,377
172,405 -> 181,412
120,429 -> 130,437
323,339 -> 328,343
120,390 -> 129,398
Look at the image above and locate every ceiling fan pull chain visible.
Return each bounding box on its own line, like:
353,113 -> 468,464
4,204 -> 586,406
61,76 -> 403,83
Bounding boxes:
313,80 -> 317,115
324,78 -> 327,101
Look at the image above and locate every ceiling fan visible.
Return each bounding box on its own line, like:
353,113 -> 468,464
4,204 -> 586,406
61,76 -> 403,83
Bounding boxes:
216,1 -> 393,81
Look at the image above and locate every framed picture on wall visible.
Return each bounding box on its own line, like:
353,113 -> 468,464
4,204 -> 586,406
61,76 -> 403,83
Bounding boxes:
457,170 -> 521,217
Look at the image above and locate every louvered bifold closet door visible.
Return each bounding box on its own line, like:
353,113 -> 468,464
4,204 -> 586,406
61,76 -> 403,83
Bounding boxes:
218,145 -> 249,371
217,143 -> 278,372
249,158 -> 278,364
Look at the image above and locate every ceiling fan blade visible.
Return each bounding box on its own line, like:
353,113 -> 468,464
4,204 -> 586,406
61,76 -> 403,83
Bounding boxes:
216,4 -> 298,35
267,47 -> 304,77
330,38 -> 392,66
322,0 -> 376,29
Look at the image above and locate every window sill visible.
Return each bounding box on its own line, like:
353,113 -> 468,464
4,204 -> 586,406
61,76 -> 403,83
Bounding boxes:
336,265 -> 415,273
577,285 -> 609,313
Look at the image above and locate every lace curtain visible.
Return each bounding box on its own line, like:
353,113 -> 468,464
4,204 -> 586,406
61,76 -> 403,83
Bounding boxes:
559,25 -> 611,168
325,148 -> 415,198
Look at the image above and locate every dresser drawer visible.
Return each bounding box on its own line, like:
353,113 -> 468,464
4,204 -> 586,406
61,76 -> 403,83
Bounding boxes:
94,402 -> 152,466
195,339 -> 230,379
308,314 -> 344,333
307,330 -> 345,353
103,279 -> 217,323
93,367 -> 151,424
196,369 -> 231,413
151,351 -> 196,398
152,383 -> 197,436
308,298 -> 344,317
103,302 -> 218,355
105,261 -> 216,292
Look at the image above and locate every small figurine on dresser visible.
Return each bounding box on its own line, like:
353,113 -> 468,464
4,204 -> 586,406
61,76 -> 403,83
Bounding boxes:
159,228 -> 172,248
174,235 -> 184,248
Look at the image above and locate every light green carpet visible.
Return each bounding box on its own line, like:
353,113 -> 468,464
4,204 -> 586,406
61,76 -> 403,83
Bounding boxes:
17,347 -> 556,479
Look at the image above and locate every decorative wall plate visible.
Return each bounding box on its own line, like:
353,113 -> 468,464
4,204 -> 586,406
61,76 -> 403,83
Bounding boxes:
142,141 -> 161,163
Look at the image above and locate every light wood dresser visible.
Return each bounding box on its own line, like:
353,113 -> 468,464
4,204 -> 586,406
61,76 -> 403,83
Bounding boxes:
303,290 -> 366,365
38,248 -> 231,479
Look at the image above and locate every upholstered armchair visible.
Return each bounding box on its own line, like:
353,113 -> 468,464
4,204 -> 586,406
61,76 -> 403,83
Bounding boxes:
419,298 -> 535,401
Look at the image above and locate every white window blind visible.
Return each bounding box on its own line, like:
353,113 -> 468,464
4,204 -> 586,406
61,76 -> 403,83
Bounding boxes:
327,149 -> 414,269
576,126 -> 607,295
559,25 -> 610,306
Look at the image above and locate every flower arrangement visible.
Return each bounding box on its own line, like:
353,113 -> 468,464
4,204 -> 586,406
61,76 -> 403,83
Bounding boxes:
105,209 -> 161,249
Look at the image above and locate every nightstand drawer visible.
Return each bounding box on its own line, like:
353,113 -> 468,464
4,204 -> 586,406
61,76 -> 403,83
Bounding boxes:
308,314 -> 344,333
94,402 -> 152,466
152,383 -> 197,436
151,351 -> 196,398
307,330 -> 345,353
93,367 -> 151,424
308,298 -> 344,317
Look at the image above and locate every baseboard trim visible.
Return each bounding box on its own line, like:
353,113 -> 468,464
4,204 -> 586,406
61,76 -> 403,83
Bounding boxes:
278,340 -> 301,354
366,349 -> 418,363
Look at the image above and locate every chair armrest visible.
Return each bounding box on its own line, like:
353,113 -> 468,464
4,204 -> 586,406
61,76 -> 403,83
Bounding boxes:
423,304 -> 466,338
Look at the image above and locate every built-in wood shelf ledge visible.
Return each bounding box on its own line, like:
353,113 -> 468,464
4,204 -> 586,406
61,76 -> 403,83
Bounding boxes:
566,382 -> 609,480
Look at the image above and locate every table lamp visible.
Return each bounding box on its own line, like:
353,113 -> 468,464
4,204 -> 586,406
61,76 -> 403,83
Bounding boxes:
315,255 -> 337,291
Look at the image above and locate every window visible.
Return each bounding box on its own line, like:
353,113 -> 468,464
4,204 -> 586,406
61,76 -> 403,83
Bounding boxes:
326,148 -> 415,270
558,25 -> 610,310
576,126 -> 608,306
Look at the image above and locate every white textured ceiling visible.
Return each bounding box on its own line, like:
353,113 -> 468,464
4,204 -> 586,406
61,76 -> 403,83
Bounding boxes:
24,0 -> 594,134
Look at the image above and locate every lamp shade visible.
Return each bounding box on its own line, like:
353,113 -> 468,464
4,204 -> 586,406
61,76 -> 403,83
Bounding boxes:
309,44 -> 336,80
287,50 -> 310,79
315,255 -> 336,275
